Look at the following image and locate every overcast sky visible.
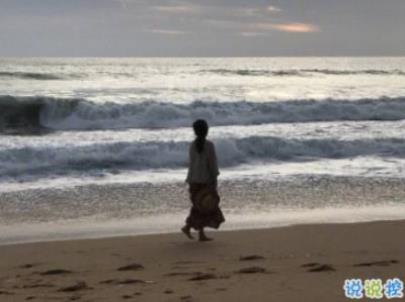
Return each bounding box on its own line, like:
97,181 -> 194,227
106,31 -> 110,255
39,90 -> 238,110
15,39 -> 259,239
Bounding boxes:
0,0 -> 404,57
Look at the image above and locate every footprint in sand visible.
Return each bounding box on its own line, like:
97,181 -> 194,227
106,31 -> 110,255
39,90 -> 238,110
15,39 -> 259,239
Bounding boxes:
353,260 -> 399,267
58,281 -> 91,292
239,255 -> 265,261
215,288 -> 227,292
237,266 -> 268,274
300,262 -> 320,268
165,272 -> 203,277
39,269 -> 72,276
122,294 -> 132,299
117,263 -> 144,271
188,273 -> 217,281
174,261 -> 203,265
306,264 -> 336,272
100,278 -> 154,285
22,282 -> 55,289
19,264 -> 38,269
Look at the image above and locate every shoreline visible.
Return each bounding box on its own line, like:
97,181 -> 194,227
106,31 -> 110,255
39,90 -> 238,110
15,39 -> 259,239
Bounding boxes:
1,220 -> 404,301
2,203 -> 405,246
0,217 -> 404,247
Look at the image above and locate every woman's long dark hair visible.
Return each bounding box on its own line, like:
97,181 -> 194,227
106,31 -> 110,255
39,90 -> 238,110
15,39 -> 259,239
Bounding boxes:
193,119 -> 208,153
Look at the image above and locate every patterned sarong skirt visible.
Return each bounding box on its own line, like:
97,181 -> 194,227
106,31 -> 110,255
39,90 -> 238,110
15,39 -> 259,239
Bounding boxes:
185,183 -> 225,230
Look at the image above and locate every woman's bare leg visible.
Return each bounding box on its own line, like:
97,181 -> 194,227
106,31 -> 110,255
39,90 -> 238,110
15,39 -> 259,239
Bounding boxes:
181,224 -> 194,240
198,228 -> 212,242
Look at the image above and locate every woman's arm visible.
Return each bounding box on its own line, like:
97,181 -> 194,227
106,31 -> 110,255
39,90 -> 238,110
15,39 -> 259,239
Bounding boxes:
207,142 -> 219,188
185,143 -> 193,183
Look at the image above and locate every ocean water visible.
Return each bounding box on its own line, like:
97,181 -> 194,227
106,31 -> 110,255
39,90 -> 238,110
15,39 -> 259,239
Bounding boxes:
1,57 -> 405,244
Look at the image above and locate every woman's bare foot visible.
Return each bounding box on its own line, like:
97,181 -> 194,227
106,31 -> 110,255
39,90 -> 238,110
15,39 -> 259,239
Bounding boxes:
199,236 -> 213,242
198,230 -> 213,242
181,226 -> 194,240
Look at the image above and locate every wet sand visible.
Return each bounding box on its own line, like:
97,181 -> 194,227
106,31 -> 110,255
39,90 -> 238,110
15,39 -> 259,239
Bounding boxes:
0,220 -> 404,302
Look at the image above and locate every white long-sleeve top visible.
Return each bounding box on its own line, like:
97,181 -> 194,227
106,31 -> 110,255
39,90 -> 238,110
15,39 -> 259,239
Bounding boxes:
186,139 -> 219,184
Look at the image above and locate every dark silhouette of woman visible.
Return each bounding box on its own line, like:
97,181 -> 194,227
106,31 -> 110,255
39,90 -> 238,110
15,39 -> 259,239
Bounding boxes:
182,119 -> 225,241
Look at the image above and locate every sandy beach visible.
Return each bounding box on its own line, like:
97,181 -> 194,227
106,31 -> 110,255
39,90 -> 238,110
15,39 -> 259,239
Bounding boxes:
0,220 -> 404,302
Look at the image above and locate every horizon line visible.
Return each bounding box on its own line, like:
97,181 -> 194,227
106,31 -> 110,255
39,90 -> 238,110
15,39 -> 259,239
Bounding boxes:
1,55 -> 405,59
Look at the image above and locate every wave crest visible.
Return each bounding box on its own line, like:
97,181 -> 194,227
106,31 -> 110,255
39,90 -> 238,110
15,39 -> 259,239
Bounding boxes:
204,68 -> 405,77
1,136 -> 405,180
0,71 -> 66,80
2,95 -> 405,133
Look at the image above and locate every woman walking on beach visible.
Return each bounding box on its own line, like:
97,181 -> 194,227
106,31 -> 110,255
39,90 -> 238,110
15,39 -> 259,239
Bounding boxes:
182,119 -> 225,242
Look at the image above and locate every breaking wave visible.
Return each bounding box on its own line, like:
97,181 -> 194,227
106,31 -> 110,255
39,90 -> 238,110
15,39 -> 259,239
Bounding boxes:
0,71 -> 66,80
204,68 -> 405,77
2,95 -> 405,133
1,136 -> 405,179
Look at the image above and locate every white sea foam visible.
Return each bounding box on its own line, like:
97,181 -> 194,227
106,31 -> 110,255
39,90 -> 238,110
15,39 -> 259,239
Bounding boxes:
3,95 -> 405,133
39,96 -> 405,130
2,135 -> 405,181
